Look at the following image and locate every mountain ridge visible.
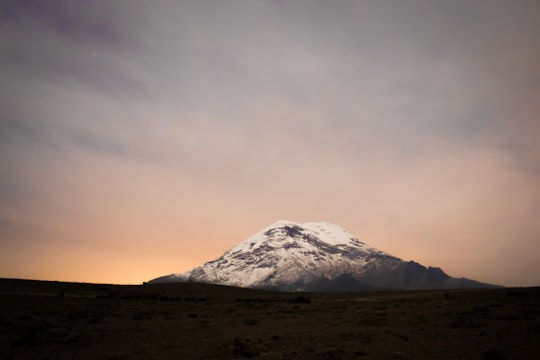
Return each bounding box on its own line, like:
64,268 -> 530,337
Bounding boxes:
150,220 -> 500,291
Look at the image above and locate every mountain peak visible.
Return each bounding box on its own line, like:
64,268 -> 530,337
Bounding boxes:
150,220 -> 500,291
261,220 -> 365,246
267,219 -> 300,227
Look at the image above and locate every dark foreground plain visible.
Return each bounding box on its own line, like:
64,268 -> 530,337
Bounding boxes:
1,279 -> 539,359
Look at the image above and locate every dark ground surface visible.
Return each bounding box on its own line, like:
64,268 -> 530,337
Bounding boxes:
1,278 -> 539,359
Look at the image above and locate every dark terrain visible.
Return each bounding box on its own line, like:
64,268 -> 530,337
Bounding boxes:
1,278 -> 539,359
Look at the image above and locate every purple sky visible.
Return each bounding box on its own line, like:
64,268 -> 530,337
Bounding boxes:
1,0 -> 540,286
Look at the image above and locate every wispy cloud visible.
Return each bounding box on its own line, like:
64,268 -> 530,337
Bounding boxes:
1,0 -> 539,285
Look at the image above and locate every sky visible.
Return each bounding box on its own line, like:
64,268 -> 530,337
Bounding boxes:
1,0 -> 540,287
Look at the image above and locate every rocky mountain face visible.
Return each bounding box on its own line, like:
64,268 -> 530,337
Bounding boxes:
150,220 -> 498,291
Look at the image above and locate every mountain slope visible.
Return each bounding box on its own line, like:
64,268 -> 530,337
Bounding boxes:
150,220 -> 499,291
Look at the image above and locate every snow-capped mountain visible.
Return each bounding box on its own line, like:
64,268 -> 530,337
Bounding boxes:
150,220 -> 498,291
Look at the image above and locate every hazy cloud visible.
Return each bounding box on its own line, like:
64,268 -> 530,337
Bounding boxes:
1,0 -> 539,285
